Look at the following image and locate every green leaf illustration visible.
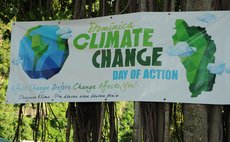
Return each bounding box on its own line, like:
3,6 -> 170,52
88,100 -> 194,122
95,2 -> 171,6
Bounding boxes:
172,19 -> 216,97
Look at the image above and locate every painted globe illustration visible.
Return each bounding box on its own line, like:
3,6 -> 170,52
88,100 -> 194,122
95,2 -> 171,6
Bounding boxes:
19,25 -> 69,79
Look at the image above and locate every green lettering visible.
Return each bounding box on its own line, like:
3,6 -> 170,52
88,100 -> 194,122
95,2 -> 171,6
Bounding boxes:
127,22 -> 134,29
133,28 -> 142,47
88,22 -> 98,33
120,30 -> 132,48
125,49 -> 136,67
92,50 -> 100,68
89,33 -> 98,49
121,23 -> 128,29
105,31 -> 119,48
101,50 -> 111,68
73,33 -> 90,50
137,48 -> 150,66
99,32 -> 105,48
143,28 -> 153,47
152,47 -> 162,66
112,49 -> 123,67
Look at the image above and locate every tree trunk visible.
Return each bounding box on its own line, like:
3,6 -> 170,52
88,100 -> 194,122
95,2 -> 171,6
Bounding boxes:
224,106 -> 230,142
108,102 -> 118,142
133,1 -> 148,141
183,104 -> 208,142
138,0 -> 147,11
161,2 -> 175,141
100,0 -> 106,16
66,103 -> 72,142
133,102 -> 142,142
96,103 -> 105,142
73,0 -> 81,19
181,1 -> 215,141
220,2 -> 230,142
170,0 -> 175,11
162,0 -> 169,11
163,104 -> 171,142
181,0 -> 212,11
148,0 -> 154,11
208,2 -> 224,142
70,2 -> 106,141
221,0 -> 230,10
157,103 -> 165,142
136,1 -> 172,142
115,0 -> 120,14
162,0 -> 175,11
208,106 -> 223,142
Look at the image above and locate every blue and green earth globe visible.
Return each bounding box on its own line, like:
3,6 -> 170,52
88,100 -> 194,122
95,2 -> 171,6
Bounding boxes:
19,25 -> 69,79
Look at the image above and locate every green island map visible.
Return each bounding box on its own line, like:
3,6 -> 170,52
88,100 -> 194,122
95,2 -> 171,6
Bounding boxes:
172,19 -> 216,97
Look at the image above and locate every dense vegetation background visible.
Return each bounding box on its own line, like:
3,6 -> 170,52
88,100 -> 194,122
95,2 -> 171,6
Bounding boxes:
0,0 -> 230,142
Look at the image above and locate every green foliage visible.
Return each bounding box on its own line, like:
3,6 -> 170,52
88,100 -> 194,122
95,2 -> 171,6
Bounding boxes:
0,1 -> 17,24
46,103 -> 68,142
0,20 -> 15,141
8,103 -> 69,141
172,19 -> 216,97
0,104 -> 18,140
0,22 -> 10,77
102,102 -> 134,142
51,0 -> 74,20
117,102 -> 134,142
20,115 -> 34,140
0,1 -> 72,140
0,0 -> 74,22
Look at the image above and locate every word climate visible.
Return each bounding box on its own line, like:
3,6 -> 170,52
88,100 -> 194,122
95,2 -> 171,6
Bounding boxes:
73,21 -> 163,68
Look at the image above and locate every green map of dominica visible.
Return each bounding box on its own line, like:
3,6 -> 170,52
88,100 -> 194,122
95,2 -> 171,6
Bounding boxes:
173,19 -> 216,97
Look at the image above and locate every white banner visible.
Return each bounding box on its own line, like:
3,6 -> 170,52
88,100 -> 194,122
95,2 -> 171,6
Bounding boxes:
6,11 -> 230,104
